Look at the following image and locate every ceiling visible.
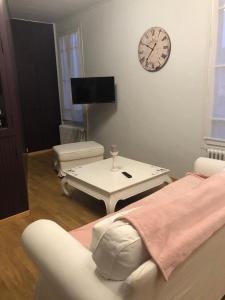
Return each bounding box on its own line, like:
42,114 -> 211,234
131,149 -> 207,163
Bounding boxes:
8,0 -> 103,23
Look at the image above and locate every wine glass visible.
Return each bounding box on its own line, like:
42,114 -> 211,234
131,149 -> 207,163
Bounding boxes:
110,144 -> 119,171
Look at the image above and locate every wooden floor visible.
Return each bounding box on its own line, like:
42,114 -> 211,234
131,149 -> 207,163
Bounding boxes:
0,151 -> 107,300
0,151 -> 152,300
2,152 -> 223,300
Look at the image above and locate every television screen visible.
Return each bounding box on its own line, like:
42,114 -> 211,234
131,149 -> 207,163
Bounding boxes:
71,76 -> 115,104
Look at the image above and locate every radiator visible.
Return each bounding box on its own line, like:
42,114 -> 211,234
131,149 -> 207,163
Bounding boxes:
207,147 -> 225,160
59,124 -> 85,144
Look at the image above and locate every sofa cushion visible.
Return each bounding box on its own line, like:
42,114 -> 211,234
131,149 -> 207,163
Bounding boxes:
53,141 -> 104,162
90,207 -> 138,252
92,220 -> 149,281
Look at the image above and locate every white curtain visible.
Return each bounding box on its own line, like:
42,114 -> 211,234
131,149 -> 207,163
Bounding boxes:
211,3 -> 225,139
59,31 -> 83,124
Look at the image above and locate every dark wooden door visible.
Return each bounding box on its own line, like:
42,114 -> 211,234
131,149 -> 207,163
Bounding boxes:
0,0 -> 28,219
11,20 -> 61,152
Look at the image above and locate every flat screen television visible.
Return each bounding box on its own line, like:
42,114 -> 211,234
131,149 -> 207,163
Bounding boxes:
71,76 -> 115,104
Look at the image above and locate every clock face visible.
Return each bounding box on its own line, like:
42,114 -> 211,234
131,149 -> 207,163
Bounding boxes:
138,27 -> 171,72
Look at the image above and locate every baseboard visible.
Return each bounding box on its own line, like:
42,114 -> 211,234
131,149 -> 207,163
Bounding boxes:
0,210 -> 30,223
28,149 -> 53,157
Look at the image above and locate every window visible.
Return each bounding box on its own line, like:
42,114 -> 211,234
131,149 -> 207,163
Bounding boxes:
59,30 -> 84,125
210,0 -> 225,140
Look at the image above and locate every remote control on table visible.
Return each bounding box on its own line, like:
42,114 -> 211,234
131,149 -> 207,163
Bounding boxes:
122,171 -> 132,178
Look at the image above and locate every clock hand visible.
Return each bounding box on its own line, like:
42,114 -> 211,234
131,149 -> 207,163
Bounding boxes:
146,43 -> 157,62
141,42 -> 154,50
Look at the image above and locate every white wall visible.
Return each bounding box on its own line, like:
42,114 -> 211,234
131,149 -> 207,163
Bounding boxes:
56,0 -> 212,177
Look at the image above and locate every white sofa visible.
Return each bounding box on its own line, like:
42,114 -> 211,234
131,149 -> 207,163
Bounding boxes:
22,157 -> 225,300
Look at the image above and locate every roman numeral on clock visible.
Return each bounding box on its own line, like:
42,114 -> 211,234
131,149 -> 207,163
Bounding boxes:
140,57 -> 145,64
161,53 -> 167,59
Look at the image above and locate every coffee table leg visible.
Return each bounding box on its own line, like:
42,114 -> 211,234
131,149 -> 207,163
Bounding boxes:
164,175 -> 172,184
61,177 -> 70,196
104,199 -> 118,214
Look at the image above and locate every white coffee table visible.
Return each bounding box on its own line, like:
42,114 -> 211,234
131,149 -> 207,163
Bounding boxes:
61,156 -> 171,214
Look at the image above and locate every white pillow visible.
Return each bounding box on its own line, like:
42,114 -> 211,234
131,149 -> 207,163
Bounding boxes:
92,220 -> 149,281
90,207 -> 138,252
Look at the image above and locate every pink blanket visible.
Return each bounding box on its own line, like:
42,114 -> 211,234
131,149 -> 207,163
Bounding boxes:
118,172 -> 225,280
70,173 -> 204,247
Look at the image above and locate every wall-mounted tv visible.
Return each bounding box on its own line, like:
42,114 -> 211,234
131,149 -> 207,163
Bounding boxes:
71,76 -> 115,104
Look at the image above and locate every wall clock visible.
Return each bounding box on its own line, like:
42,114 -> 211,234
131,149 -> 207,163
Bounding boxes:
138,27 -> 171,72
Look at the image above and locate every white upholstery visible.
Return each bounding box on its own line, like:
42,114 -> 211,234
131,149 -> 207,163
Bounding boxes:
22,220 -> 124,300
92,220 -> 149,281
21,157 -> 225,300
53,141 -> 104,161
90,207 -> 138,252
53,141 -> 104,177
22,219 -> 225,300
194,157 -> 225,176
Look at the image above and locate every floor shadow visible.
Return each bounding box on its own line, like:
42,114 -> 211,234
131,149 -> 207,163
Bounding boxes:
69,183 -> 165,215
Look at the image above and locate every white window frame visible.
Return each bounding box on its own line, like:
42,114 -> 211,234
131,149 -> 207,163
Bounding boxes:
57,26 -> 85,126
205,0 -> 225,147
